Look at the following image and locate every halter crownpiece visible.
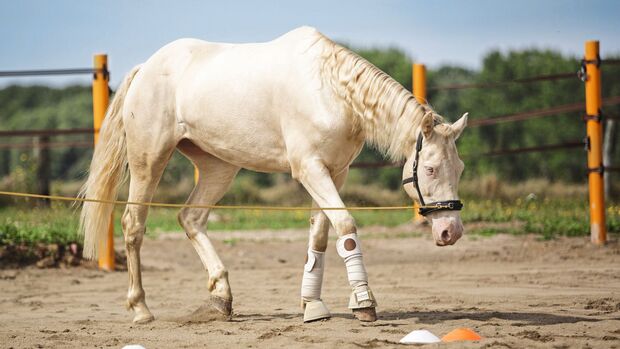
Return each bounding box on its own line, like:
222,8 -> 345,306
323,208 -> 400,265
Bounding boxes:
402,131 -> 464,216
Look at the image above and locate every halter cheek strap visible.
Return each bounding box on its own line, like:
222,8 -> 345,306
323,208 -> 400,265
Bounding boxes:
402,132 -> 424,204
402,132 -> 464,216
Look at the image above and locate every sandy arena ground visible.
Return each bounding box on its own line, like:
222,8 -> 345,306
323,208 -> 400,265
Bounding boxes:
1,224 -> 619,348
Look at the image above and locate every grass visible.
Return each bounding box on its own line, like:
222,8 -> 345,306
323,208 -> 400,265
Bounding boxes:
1,197 -> 619,246
0,206 -> 80,246
0,204 -> 415,246
137,207 -> 415,234
464,198 -> 620,239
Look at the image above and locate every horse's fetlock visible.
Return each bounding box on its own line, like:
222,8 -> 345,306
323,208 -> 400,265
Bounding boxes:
209,268 -> 228,283
208,268 -> 230,295
127,288 -> 145,307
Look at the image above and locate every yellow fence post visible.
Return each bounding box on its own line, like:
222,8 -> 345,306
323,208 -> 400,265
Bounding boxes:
194,166 -> 199,185
583,41 -> 606,244
412,63 -> 427,223
93,54 -> 115,270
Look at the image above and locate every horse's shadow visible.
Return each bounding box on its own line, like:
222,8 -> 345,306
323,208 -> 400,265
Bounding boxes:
231,310 -> 616,327
377,310 -> 615,326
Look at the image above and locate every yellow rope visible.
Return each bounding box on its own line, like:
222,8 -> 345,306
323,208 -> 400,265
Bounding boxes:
0,190 -> 415,211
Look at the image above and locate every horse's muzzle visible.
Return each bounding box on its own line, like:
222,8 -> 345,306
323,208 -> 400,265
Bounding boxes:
432,218 -> 463,246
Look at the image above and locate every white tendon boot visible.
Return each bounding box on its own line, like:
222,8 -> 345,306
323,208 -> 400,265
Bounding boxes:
336,233 -> 377,321
301,249 -> 330,322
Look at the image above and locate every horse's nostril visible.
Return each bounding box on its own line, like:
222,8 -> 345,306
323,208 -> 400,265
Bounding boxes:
441,229 -> 450,241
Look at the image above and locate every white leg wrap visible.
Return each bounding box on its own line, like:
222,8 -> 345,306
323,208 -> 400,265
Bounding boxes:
301,249 -> 325,301
337,233 -> 377,309
336,233 -> 367,288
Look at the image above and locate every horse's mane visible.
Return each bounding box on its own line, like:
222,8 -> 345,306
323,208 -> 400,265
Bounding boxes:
315,33 -> 442,161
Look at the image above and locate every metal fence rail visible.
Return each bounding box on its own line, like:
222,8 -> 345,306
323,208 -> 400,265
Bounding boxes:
0,68 -> 104,77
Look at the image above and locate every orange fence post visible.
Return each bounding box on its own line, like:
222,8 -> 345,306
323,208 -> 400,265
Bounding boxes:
413,63 -> 427,105
93,54 -> 115,270
583,41 -> 606,244
412,63 -> 427,223
194,166 -> 199,185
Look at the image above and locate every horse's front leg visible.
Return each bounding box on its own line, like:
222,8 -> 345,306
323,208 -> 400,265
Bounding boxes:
301,169 -> 349,322
296,161 -> 377,322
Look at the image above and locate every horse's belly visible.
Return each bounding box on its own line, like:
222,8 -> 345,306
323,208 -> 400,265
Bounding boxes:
186,124 -> 291,173
180,94 -> 291,172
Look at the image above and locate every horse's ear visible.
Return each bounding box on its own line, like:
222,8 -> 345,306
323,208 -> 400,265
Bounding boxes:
421,112 -> 434,138
451,112 -> 468,140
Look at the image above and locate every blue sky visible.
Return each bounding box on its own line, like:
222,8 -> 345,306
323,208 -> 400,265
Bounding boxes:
1,0 -> 618,87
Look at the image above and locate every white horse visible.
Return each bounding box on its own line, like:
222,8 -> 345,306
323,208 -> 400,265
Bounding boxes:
79,26 -> 468,324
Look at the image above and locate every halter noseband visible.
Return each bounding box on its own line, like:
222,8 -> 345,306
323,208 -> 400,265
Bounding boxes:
402,132 -> 463,216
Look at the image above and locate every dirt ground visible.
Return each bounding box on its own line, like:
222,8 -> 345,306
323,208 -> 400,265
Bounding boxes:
1,224 -> 619,349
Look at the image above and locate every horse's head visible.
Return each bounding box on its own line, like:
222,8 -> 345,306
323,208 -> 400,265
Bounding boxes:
402,111 -> 468,246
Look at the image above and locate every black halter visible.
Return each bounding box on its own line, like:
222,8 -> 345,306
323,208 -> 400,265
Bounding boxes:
402,132 -> 464,216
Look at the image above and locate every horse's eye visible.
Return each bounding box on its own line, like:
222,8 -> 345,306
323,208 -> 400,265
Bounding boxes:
424,166 -> 434,176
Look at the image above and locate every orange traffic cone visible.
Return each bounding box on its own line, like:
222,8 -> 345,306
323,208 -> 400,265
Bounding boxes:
441,328 -> 482,342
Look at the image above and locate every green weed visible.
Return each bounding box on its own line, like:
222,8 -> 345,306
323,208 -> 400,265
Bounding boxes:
1,198 -> 619,246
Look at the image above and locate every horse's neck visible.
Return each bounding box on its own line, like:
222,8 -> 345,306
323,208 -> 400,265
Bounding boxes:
354,92 -> 423,161
321,43 -> 425,161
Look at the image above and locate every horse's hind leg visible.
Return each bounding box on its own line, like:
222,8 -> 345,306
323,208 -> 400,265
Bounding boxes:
122,137 -> 176,324
177,140 -> 240,317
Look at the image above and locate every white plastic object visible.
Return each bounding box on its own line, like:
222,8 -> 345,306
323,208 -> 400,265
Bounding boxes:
399,329 -> 441,344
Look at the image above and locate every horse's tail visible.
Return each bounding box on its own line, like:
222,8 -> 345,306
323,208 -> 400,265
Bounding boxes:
78,64 -> 141,259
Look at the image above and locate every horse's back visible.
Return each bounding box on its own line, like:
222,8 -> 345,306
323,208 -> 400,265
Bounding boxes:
136,26 -> 322,83
126,26 -> 324,115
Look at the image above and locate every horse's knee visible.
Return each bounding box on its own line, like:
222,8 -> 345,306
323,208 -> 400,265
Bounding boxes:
336,216 -> 357,237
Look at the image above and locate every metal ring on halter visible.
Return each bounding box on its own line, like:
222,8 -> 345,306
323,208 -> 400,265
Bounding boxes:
401,132 -> 464,216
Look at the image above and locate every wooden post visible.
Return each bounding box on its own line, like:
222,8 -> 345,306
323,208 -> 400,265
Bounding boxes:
92,54 -> 115,270
412,63 -> 427,223
583,41 -> 606,245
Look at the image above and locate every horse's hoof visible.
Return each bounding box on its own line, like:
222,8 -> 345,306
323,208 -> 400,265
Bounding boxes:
352,307 -> 377,322
210,295 -> 233,317
133,313 -> 155,324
